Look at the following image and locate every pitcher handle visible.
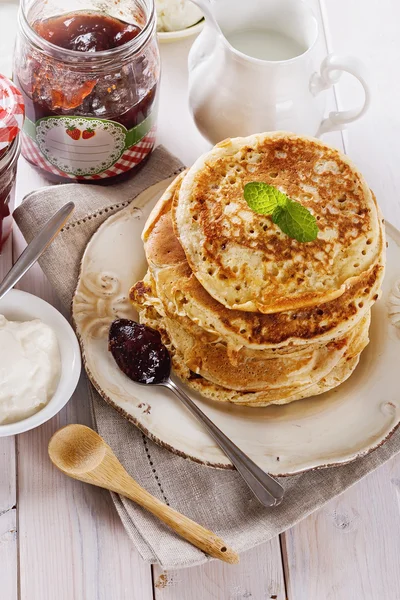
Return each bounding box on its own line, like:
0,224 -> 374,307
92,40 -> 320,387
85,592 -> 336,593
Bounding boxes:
311,54 -> 371,136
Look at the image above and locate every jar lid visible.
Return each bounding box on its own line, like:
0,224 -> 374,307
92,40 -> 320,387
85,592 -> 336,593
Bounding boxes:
0,75 -> 25,153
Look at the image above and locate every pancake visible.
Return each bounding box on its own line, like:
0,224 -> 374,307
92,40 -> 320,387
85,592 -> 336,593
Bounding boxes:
131,273 -> 368,393
141,174 -> 385,351
172,132 -> 382,313
136,302 -> 370,407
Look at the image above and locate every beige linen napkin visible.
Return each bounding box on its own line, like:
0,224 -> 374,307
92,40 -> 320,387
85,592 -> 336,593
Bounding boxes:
14,146 -> 400,569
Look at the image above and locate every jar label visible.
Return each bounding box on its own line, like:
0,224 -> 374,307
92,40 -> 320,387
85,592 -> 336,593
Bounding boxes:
21,113 -> 156,179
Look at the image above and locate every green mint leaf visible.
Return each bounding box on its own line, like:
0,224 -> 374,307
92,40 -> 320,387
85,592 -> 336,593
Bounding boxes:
244,182 -> 319,242
272,199 -> 319,242
244,182 -> 288,215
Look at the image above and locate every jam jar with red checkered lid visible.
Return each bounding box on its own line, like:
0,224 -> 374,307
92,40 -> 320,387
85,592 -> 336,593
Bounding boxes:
0,75 -> 24,251
13,0 -> 160,183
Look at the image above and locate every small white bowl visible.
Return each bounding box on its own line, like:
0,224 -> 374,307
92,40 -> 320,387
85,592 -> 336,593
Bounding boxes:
157,19 -> 204,43
0,289 -> 81,437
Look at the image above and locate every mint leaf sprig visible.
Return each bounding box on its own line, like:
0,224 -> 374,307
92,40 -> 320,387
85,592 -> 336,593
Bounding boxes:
244,182 -> 319,243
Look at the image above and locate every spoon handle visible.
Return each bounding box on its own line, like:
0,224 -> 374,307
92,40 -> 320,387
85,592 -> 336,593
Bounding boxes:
165,379 -> 284,508
99,451 -> 239,563
0,202 -> 74,301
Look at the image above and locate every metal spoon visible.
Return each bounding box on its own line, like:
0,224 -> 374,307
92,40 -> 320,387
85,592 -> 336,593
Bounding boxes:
0,202 -> 75,301
109,319 -> 285,508
49,424 -> 239,564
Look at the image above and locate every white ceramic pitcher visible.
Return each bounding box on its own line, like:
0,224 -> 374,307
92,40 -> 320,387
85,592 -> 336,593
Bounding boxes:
188,0 -> 370,144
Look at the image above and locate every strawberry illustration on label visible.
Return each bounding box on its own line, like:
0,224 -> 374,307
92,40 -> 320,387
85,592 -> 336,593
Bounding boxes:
82,128 -> 95,140
66,126 -> 81,140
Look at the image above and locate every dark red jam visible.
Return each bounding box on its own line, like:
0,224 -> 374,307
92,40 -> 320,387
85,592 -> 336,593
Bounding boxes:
15,11 -> 159,183
109,319 -> 171,385
33,12 -> 141,53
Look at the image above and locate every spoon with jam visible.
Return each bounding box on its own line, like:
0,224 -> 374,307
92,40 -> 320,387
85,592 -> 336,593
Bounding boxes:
109,319 -> 284,508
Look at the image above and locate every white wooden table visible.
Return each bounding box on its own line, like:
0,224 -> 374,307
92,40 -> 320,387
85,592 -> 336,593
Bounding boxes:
1,1 -> 400,598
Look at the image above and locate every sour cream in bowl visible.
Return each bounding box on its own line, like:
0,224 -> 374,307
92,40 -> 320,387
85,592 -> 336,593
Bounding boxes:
156,0 -> 204,41
157,0 -> 203,32
0,289 -> 81,437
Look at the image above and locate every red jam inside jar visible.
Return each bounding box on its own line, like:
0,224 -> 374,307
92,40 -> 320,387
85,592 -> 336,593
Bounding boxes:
14,8 -> 160,183
0,76 -> 24,251
33,13 -> 142,53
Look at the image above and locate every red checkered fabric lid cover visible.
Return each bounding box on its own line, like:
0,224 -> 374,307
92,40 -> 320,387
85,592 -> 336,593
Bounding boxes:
0,75 -> 25,152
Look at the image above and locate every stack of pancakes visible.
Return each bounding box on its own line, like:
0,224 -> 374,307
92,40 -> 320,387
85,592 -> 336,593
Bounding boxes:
130,132 -> 385,407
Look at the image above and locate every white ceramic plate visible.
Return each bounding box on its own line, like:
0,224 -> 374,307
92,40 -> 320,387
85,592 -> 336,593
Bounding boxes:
0,289 -> 81,436
157,20 -> 204,42
73,178 -> 400,475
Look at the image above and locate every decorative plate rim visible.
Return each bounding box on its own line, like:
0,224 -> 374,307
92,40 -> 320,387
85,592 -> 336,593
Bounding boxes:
72,181 -> 400,476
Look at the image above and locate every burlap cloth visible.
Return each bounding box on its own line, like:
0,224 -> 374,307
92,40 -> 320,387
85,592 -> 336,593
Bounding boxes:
13,147 -> 400,569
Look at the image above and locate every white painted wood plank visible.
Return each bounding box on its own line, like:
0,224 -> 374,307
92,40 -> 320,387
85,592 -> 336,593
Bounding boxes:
158,38 -> 212,165
16,361 -> 153,600
12,184 -> 153,599
283,460 -> 400,600
0,434 -> 16,511
281,2 -> 400,599
0,235 -> 16,511
302,0 -> 344,153
0,233 -> 18,600
0,509 -> 17,600
0,431 -> 17,600
320,0 -> 400,229
153,539 -> 286,600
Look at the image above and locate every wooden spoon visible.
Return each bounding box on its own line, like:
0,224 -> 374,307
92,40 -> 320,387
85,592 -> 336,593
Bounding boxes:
48,424 -> 239,564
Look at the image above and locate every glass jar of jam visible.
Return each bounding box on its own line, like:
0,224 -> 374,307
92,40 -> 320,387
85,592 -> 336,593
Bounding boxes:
0,75 -> 24,251
13,0 -> 160,183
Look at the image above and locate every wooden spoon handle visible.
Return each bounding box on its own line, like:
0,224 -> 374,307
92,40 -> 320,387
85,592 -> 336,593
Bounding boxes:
48,424 -> 239,564
113,474 -> 239,564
